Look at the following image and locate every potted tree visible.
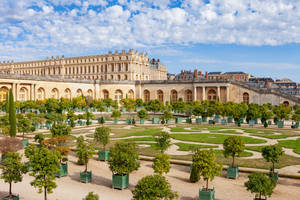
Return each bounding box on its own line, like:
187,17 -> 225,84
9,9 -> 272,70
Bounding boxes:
245,172 -> 276,200
111,110 -> 121,124
192,149 -> 222,200
161,110 -> 173,124
67,110 -> 77,127
154,131 -> 171,153
25,145 -> 61,200
137,109 -> 148,124
246,104 -> 261,126
83,192 -> 99,200
108,142 -> 140,189
223,136 -> 245,179
193,105 -> 203,124
262,145 -> 284,182
75,136 -> 95,183
16,114 -> 32,147
132,174 -> 178,200
0,152 -> 27,200
94,127 -> 110,161
152,153 -> 170,175
273,104 -> 291,128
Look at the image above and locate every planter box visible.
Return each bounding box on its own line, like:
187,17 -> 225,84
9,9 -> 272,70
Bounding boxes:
55,163 -> 68,178
249,120 -> 255,126
214,116 -> 220,123
292,122 -> 299,129
152,118 -> 159,124
166,119 -> 171,124
22,140 -> 29,148
80,171 -> 92,183
175,117 -> 182,123
227,166 -> 238,179
114,119 -> 118,124
277,121 -> 284,128
254,118 -> 258,124
107,108 -> 111,112
122,108 -> 126,112
186,118 -> 192,124
140,119 -> 145,124
199,187 -> 215,200
208,120 -> 214,125
196,118 -> 202,124
98,150 -> 110,161
97,117 -> 105,124
126,118 -> 132,124
112,174 -> 129,190
34,124 -> 39,131
227,117 -> 233,123
2,195 -> 19,200
269,171 -> 279,183
221,119 -> 227,125
267,121 -> 272,125
202,117 -> 208,122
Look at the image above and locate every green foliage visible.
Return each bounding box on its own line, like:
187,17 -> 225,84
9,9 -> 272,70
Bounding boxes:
262,145 -> 284,173
161,110 -> 173,121
232,103 -> 248,124
189,163 -> 201,183
94,127 -> 110,150
17,114 -> 33,139
152,153 -> 170,175
121,98 -> 135,111
145,100 -> 163,113
103,98 -> 113,107
154,131 -> 171,153
260,104 -> 274,124
192,149 -> 222,190
67,110 -> 77,127
137,109 -> 148,120
111,110 -> 121,119
132,174 -> 178,200
244,172 -> 276,200
273,104 -> 291,120
34,133 -> 45,145
246,103 -> 261,121
108,142 -> 140,175
45,98 -> 60,113
135,98 -> 143,107
50,123 -> 71,137
83,192 -> 99,200
223,136 -> 245,167
0,152 -> 27,197
171,99 -> 185,113
25,145 -> 61,200
75,136 -> 95,171
8,88 -> 16,137
85,111 -> 94,125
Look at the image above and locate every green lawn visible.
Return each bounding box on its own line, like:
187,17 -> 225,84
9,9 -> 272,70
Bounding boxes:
250,133 -> 291,139
278,138 -> 300,154
171,133 -> 267,144
245,146 -> 267,152
112,127 -> 162,138
170,127 -> 201,132
120,137 -> 156,142
175,143 -> 218,151
215,130 -> 241,134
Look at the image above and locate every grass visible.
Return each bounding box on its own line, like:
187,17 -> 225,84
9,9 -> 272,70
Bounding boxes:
245,146 -> 267,152
170,127 -> 201,132
278,138 -> 300,154
119,137 -> 156,142
170,133 -> 267,144
250,133 -> 291,139
175,143 -> 218,151
215,130 -> 241,134
115,127 -> 162,138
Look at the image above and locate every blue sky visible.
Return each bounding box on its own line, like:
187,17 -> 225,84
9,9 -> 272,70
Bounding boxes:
1,0 -> 300,81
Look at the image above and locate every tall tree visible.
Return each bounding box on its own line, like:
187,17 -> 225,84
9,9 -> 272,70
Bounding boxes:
223,136 -> 245,167
262,145 -> 284,174
154,131 -> 171,153
8,88 -> 16,137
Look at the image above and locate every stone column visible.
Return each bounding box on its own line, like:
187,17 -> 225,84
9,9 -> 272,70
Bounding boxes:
193,86 -> 197,101
226,86 -> 230,102
12,83 -> 17,101
217,86 -> 220,101
202,87 -> 206,101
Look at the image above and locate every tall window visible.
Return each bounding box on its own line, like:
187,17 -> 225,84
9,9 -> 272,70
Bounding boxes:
0,87 -> 9,102
171,90 -> 178,102
51,88 -> 59,99
157,90 -> 164,102
208,89 -> 217,101
144,90 -> 150,102
185,90 -> 193,102
103,90 -> 109,99
37,88 -> 45,100
243,92 -> 249,104
128,90 -> 134,99
115,90 -> 123,103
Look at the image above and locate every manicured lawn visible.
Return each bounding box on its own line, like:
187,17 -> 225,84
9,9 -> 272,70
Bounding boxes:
250,133 -> 291,139
278,138 -> 300,154
112,127 -> 162,138
170,127 -> 201,132
170,133 -> 267,144
244,146 -> 267,152
215,130 -> 241,134
120,137 -> 156,142
175,143 -> 218,151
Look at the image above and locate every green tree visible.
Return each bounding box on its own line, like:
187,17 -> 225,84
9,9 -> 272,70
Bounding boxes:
17,114 -> 33,140
262,145 -> 284,173
75,136 -> 95,172
145,100 -> 163,113
161,110 -> 173,122
0,152 -> 27,198
50,123 -> 71,137
132,174 -> 178,200
25,145 -> 61,200
260,104 -> 274,125
246,103 -> 261,122
76,136 -> 85,165
94,127 -> 110,151
45,98 -> 60,113
111,110 -> 121,120
154,131 -> 171,153
85,111 -> 94,125
223,136 -> 245,167
83,192 -> 99,200
152,153 -> 170,175
108,142 -> 140,175
192,149 -> 222,191
34,133 -> 45,146
245,172 -> 276,200
193,104 -> 204,119
273,104 -> 291,120
67,110 -> 77,127
8,88 -> 16,137
137,109 -> 148,120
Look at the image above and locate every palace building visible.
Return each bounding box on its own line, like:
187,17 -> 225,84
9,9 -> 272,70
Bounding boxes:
0,49 -> 299,106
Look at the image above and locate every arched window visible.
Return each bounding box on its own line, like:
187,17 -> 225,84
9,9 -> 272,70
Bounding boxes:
157,90 -> 164,102
51,88 -> 59,99
243,92 -> 249,104
128,90 -> 134,99
124,74 -> 128,80
118,64 -> 121,72
118,75 -> 121,80
19,87 -> 28,102
185,90 -> 193,102
76,89 -> 83,97
103,90 -> 109,99
208,89 -> 217,101
0,87 -> 9,102
87,89 -> 93,97
64,88 -> 71,100
171,90 -> 178,102
37,87 -> 45,100
283,101 -> 289,107
144,90 -> 150,102
111,65 -> 114,72
115,90 -> 123,103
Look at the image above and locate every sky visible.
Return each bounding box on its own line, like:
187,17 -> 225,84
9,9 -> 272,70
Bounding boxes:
1,0 -> 300,81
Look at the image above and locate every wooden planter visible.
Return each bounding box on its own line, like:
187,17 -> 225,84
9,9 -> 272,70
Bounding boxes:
112,174 -> 129,190
227,117 -> 233,123
202,117 -> 208,122
277,121 -> 284,128
140,119 -> 145,124
196,118 -> 202,124
268,171 -> 279,183
208,120 -> 214,125
80,171 -> 92,183
2,195 -> 19,200
22,139 -> 29,148
227,166 -> 239,179
114,119 -> 118,124
98,150 -> 110,161
221,119 -> 227,125
199,187 -> 215,200
55,163 -> 68,178
175,117 -> 182,123
186,118 -> 192,124
126,118 -> 132,124
249,120 -> 255,126
152,118 -> 159,124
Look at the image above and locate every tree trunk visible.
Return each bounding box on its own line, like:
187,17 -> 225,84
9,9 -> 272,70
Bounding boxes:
232,155 -> 235,168
259,192 -> 261,200
85,161 -> 88,172
9,182 -> 12,196
44,186 -> 47,200
23,132 -> 25,140
272,162 -> 275,173
206,179 -> 209,191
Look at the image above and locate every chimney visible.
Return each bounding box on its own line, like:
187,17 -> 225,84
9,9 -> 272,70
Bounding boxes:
194,69 -> 198,80
205,72 -> 208,79
181,71 -> 185,80
157,59 -> 160,62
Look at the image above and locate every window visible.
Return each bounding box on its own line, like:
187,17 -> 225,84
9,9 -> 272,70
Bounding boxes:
144,90 -> 150,102
157,90 -> 163,102
243,92 -> 249,104
171,90 -> 178,102
185,90 -> 193,102
208,89 -> 217,101
103,90 -> 109,99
